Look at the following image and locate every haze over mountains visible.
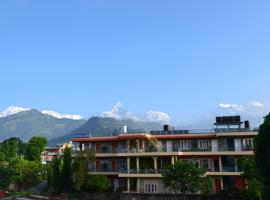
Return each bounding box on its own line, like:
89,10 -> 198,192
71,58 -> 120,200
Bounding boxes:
0,102 -> 268,144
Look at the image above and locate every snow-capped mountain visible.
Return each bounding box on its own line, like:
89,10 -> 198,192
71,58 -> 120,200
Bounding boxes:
0,106 -> 32,118
42,110 -> 83,120
0,106 -> 83,120
100,102 -> 171,123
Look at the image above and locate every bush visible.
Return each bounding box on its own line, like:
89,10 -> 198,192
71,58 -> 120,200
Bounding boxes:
84,175 -> 109,192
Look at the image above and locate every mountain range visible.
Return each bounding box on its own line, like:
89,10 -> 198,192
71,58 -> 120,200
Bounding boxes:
0,102 -> 268,145
0,107 -> 86,141
0,106 -> 162,144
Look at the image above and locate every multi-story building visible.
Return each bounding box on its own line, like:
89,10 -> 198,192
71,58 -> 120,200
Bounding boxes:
72,116 -> 256,194
41,142 -> 73,164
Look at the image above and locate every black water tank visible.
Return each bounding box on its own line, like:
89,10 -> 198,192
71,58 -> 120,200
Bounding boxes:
244,121 -> 250,129
163,125 -> 170,132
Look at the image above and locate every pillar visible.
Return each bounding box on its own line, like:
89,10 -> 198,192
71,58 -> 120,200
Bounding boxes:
127,140 -> 130,153
127,157 -> 130,174
153,157 -> 158,173
136,139 -> 140,152
219,156 -> 222,172
136,157 -> 140,173
171,156 -> 175,165
220,177 -> 224,191
127,178 -> 130,192
142,140 -> 145,152
136,178 -> 140,193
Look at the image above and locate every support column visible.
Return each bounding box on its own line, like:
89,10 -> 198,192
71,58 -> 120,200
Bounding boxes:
220,177 -> 224,191
127,178 -> 130,192
219,156 -> 222,172
136,157 -> 140,173
136,139 -> 140,152
136,178 -> 140,193
142,140 -> 145,152
171,156 -> 175,165
235,157 -> 238,172
127,140 -> 130,153
127,157 -> 130,174
153,157 -> 158,173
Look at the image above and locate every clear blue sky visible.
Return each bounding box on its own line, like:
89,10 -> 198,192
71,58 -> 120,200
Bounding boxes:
0,0 -> 270,121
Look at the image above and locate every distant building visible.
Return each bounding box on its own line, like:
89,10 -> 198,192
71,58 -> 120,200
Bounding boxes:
41,142 -> 73,164
72,116 -> 256,194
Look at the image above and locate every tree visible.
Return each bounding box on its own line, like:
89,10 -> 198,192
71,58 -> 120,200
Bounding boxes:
73,151 -> 88,192
84,175 -> 109,192
73,149 -> 96,192
255,113 -> 270,200
62,147 -> 73,192
25,136 -> 47,162
0,137 -> 23,163
11,159 -> 45,189
237,156 -> 263,200
50,157 -> 62,194
162,160 -> 211,194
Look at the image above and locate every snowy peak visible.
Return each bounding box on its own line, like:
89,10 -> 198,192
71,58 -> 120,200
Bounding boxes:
0,106 -> 32,118
0,106 -> 83,120
42,110 -> 83,120
100,102 -> 171,123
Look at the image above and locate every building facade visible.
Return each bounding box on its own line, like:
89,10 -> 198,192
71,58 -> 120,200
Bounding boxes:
72,127 -> 256,193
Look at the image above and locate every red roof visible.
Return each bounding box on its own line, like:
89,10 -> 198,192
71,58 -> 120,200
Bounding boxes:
72,133 -> 217,142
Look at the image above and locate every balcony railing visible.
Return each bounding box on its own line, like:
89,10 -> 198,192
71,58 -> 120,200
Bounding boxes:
89,167 -> 243,174
92,146 -> 254,154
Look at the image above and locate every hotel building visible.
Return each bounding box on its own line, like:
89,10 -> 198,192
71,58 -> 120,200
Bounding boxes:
72,116 -> 256,193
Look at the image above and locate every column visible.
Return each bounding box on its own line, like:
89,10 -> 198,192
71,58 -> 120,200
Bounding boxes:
219,156 -> 222,172
171,156 -> 175,165
153,157 -> 158,173
127,157 -> 130,174
235,157 -> 238,172
136,178 -> 140,193
127,140 -> 130,153
142,140 -> 145,152
220,177 -> 224,191
136,157 -> 140,173
136,139 -> 140,152
127,178 -> 130,192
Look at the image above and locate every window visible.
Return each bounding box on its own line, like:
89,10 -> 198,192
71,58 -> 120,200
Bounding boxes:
100,160 -> 111,172
145,183 -> 158,193
199,159 -> 210,170
243,138 -> 254,149
198,140 -> 210,150
179,140 -> 191,150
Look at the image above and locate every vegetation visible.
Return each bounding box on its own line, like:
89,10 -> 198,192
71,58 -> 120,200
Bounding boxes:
237,156 -> 263,200
84,175 -> 109,192
62,147 -> 73,192
25,136 -> 47,161
0,136 -> 47,191
162,160 -> 213,194
255,113 -> 270,200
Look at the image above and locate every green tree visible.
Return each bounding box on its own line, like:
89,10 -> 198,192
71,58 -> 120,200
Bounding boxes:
84,175 -> 109,192
255,113 -> 270,200
73,151 -> 88,192
162,160 -> 211,194
73,149 -> 96,192
11,159 -> 45,189
62,147 -> 73,192
25,136 -> 47,162
237,156 -> 263,200
0,137 -> 23,163
51,157 -> 62,194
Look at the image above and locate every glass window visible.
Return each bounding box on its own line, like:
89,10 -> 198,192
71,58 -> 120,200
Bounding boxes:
198,140 -> 210,149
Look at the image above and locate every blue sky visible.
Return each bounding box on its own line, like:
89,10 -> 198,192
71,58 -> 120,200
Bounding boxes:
0,0 -> 270,122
